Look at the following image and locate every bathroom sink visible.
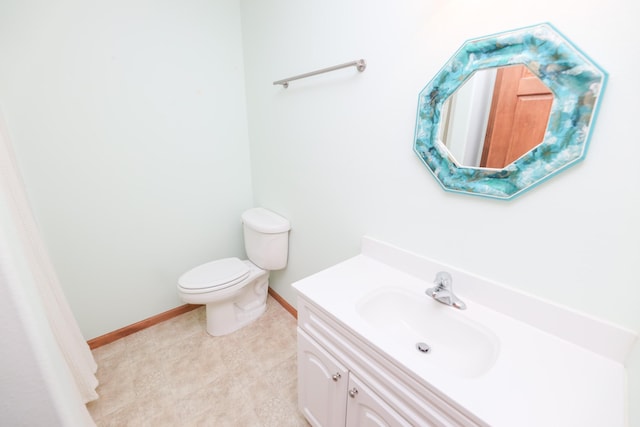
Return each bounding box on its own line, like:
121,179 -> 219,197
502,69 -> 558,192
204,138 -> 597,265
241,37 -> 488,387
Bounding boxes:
356,287 -> 499,378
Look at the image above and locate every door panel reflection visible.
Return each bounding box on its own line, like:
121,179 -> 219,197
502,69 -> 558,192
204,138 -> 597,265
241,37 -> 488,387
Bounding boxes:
440,65 -> 554,169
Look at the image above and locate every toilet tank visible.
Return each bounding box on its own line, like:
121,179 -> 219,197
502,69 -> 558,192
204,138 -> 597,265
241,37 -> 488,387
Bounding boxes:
241,208 -> 290,270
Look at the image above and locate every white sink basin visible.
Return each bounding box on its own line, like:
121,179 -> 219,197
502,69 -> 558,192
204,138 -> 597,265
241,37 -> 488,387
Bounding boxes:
356,286 -> 499,378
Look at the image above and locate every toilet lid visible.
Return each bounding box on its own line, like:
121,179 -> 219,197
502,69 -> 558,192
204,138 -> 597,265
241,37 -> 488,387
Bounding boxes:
178,257 -> 250,292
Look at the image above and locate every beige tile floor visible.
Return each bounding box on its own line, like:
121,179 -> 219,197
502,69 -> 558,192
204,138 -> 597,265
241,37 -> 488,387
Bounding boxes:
87,296 -> 310,427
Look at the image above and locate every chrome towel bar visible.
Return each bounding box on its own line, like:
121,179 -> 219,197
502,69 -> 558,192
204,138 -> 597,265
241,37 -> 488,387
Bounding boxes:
273,59 -> 366,88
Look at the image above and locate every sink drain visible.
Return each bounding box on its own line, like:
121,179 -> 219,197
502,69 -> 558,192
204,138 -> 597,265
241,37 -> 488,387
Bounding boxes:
416,342 -> 431,353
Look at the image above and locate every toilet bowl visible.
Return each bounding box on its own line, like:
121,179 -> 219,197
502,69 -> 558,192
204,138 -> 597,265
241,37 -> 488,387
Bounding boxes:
177,208 -> 290,336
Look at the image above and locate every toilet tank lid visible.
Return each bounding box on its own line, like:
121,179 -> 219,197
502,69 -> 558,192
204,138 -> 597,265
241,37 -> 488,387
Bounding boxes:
242,207 -> 290,233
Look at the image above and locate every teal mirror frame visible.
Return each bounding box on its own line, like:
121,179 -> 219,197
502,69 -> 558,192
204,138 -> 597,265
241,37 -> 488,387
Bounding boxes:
413,23 -> 607,200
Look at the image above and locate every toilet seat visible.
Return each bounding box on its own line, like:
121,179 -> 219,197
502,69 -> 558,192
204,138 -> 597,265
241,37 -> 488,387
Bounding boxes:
178,257 -> 250,294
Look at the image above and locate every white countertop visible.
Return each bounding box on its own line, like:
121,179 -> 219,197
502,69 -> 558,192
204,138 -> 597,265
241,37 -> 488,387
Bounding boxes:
292,238 -> 631,427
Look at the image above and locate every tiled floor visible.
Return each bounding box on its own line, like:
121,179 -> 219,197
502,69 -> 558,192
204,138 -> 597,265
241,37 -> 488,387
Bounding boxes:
87,296 -> 310,426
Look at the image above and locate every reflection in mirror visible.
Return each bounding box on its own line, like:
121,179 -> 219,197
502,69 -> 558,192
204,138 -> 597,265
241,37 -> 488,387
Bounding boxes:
439,65 -> 554,169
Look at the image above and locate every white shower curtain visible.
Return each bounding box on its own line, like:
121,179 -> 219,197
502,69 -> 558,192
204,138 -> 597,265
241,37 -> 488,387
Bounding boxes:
0,115 -> 99,408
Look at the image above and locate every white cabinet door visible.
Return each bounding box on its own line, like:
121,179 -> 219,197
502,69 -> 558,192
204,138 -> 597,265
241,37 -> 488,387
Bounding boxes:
345,374 -> 412,427
298,328 -> 349,427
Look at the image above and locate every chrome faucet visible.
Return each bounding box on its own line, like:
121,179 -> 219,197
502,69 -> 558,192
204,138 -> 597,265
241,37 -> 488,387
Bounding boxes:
426,271 -> 466,310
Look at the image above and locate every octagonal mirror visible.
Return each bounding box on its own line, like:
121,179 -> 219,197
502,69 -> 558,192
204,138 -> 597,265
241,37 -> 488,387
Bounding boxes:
413,23 -> 607,200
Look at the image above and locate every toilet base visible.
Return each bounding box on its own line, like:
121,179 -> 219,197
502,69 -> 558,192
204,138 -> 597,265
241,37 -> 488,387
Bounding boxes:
204,270 -> 269,336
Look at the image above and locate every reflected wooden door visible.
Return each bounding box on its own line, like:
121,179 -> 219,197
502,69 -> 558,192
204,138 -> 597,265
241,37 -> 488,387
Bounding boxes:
480,65 -> 553,168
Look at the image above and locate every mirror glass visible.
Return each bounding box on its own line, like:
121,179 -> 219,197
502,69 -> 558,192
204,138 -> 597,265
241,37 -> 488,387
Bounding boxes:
439,65 -> 554,169
413,23 -> 607,200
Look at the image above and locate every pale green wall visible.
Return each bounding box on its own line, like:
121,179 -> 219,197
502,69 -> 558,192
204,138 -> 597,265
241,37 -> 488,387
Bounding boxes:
0,0 -> 253,339
239,0 -> 639,424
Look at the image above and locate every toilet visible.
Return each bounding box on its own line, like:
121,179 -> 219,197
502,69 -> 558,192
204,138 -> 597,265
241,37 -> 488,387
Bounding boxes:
177,207 -> 290,336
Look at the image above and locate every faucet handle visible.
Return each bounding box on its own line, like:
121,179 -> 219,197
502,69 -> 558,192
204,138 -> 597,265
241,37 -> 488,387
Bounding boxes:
426,271 -> 466,310
434,271 -> 453,289
426,271 -> 452,297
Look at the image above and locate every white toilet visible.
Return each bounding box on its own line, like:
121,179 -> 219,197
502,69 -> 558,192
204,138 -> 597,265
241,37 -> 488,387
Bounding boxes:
177,207 -> 291,336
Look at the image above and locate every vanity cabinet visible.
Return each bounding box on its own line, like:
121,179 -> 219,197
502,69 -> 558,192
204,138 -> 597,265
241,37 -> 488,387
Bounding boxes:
296,296 -> 484,427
